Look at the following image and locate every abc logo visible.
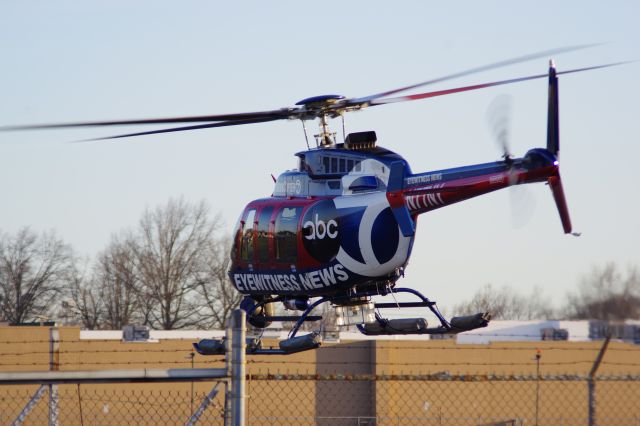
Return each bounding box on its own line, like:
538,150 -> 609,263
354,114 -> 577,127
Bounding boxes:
302,200 -> 340,263
303,214 -> 338,240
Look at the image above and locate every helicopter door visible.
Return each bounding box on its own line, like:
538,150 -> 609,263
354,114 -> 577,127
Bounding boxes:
274,206 -> 302,269
255,206 -> 274,267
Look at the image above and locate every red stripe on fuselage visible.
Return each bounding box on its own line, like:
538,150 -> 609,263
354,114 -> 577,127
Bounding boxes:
402,165 -> 556,215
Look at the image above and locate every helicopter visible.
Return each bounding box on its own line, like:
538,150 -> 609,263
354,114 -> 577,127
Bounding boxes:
1,45 -> 627,354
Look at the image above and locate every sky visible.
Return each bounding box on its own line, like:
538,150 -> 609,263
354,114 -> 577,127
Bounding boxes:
0,1 -> 638,314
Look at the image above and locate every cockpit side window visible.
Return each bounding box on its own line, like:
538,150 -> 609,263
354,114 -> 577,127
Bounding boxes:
256,206 -> 273,263
240,209 -> 256,262
231,215 -> 242,261
275,206 -> 301,264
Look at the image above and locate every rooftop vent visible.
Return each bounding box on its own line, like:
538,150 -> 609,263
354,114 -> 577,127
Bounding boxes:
345,131 -> 377,150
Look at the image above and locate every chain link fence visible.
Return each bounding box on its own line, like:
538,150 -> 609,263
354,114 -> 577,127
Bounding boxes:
0,383 -> 227,425
2,374 -> 639,425
245,373 -> 640,426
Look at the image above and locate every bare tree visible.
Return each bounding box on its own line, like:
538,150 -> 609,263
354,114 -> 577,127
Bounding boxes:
453,283 -> 553,320
95,234 -> 140,329
565,263 -> 640,320
135,198 -> 219,329
195,236 -> 242,328
67,263 -> 103,329
0,227 -> 74,323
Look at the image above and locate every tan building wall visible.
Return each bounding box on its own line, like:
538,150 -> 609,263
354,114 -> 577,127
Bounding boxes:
1,326 -> 639,425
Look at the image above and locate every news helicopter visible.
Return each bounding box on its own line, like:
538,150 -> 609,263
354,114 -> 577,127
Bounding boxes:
2,45 -> 626,354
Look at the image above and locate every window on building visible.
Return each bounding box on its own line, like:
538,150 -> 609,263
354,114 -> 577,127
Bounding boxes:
275,206 -> 301,263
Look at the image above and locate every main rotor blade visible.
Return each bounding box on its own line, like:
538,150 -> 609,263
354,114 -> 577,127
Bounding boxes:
368,61 -> 630,106
347,43 -> 603,105
78,117 -> 282,142
1,109 -> 294,131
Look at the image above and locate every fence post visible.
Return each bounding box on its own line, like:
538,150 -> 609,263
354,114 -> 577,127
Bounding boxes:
588,334 -> 611,426
48,327 -> 59,426
224,322 -> 233,426
230,310 -> 246,426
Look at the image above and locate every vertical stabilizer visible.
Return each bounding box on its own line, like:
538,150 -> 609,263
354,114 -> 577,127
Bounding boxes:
547,60 -> 560,155
546,60 -> 572,234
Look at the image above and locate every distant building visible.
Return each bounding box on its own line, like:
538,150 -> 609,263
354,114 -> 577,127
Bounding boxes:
76,320 -> 640,344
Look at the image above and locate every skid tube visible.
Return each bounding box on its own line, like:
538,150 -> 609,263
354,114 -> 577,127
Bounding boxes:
357,287 -> 491,336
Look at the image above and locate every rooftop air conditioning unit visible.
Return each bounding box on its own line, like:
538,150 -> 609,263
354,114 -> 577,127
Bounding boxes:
122,325 -> 150,342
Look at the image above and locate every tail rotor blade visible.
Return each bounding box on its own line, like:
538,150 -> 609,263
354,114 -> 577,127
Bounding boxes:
486,94 -> 513,160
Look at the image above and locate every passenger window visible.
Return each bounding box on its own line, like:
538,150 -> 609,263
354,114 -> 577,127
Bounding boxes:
347,159 -> 354,171
331,157 -> 338,173
339,158 -> 346,173
240,209 -> 256,262
275,206 -> 301,263
323,157 -> 330,174
231,216 -> 242,261
256,206 -> 273,263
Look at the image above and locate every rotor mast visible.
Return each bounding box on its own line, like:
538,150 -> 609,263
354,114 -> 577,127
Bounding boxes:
315,113 -> 337,147
295,94 -> 347,148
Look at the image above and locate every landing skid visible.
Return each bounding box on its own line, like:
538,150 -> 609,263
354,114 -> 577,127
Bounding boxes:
194,287 -> 491,356
358,287 -> 491,336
